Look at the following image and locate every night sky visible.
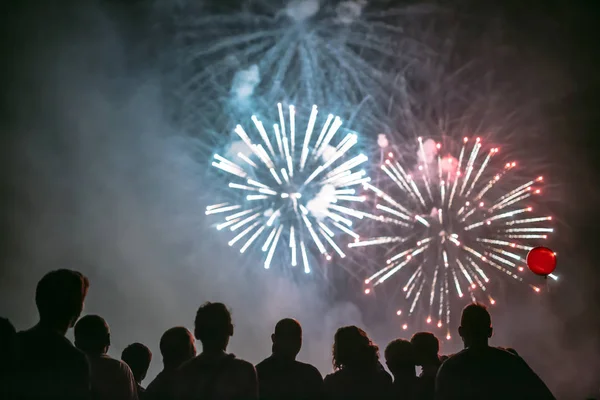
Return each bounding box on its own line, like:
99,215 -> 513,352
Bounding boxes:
1,1 -> 599,397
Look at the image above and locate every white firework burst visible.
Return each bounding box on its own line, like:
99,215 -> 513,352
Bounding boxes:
206,103 -> 376,273
168,0 -> 433,123
353,136 -> 557,339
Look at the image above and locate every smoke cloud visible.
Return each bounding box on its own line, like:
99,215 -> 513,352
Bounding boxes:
1,2 -> 599,398
0,1 -> 364,381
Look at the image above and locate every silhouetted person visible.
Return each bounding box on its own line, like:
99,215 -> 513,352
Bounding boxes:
16,269 -> 91,400
74,315 -> 138,400
505,347 -> 519,357
256,318 -> 323,400
435,303 -> 555,400
411,332 -> 441,400
385,339 -> 417,399
323,326 -> 393,400
122,343 -> 152,397
174,302 -> 258,400
0,317 -> 18,399
145,327 -> 196,400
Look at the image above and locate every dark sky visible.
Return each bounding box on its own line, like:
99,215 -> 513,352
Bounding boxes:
1,0 -> 600,396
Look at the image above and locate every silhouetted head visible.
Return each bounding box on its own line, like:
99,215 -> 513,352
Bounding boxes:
35,269 -> 89,332
332,326 -> 379,370
74,315 -> 110,356
121,343 -> 152,384
410,332 -> 440,366
458,303 -> 492,347
160,327 -> 196,369
0,317 -> 18,374
271,318 -> 302,359
384,339 -> 416,377
194,302 -> 233,352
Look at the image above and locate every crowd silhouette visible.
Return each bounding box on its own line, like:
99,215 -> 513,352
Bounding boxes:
0,269 -> 559,399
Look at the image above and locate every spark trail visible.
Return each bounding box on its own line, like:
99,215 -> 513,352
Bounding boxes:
353,137 -> 556,338
172,0 -> 430,123
206,103 -> 373,273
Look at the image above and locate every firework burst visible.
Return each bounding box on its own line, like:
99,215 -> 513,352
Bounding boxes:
206,103 -> 375,273
167,0 -> 434,128
353,136 -> 557,338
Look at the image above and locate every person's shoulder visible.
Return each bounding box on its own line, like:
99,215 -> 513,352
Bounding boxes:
372,366 -> 393,384
324,369 -> 343,383
20,327 -> 86,360
100,354 -> 133,372
438,348 -> 469,371
118,358 -> 135,374
17,328 -> 32,339
488,347 -> 529,368
255,355 -> 273,371
379,367 -> 393,380
324,370 -> 336,380
230,356 -> 256,372
66,342 -> 88,365
488,346 -> 516,356
61,337 -> 84,355
145,370 -> 163,391
18,326 -> 48,345
486,347 -> 521,362
324,369 -> 352,390
295,360 -> 323,379
178,354 -> 201,370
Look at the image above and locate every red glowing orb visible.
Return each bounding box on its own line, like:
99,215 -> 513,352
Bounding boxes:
526,246 -> 557,276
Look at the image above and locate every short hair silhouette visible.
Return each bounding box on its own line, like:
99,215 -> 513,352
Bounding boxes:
121,343 -> 152,383
460,303 -> 492,337
384,339 -> 415,371
160,327 -> 196,367
272,318 -> 302,358
458,303 -> 493,347
410,332 -> 439,365
74,315 -> 110,354
274,318 -> 302,338
332,326 -> 379,370
194,302 -> 233,348
35,269 -> 89,327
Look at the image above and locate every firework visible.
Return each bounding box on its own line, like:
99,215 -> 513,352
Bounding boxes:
353,136 -> 556,337
168,0 -> 433,127
206,103 -> 373,273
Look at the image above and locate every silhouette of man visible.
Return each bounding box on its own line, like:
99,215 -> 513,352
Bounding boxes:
121,343 -> 152,397
16,269 -> 91,400
505,347 -> 519,357
174,302 -> 258,400
145,327 -> 196,400
435,303 -> 555,400
411,332 -> 441,400
256,318 -> 323,400
74,315 -> 138,400
1,317 -> 19,400
384,338 -> 417,399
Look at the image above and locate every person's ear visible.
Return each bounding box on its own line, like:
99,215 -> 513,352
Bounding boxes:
271,333 -> 276,344
458,326 -> 464,338
228,323 -> 234,336
488,327 -> 493,338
